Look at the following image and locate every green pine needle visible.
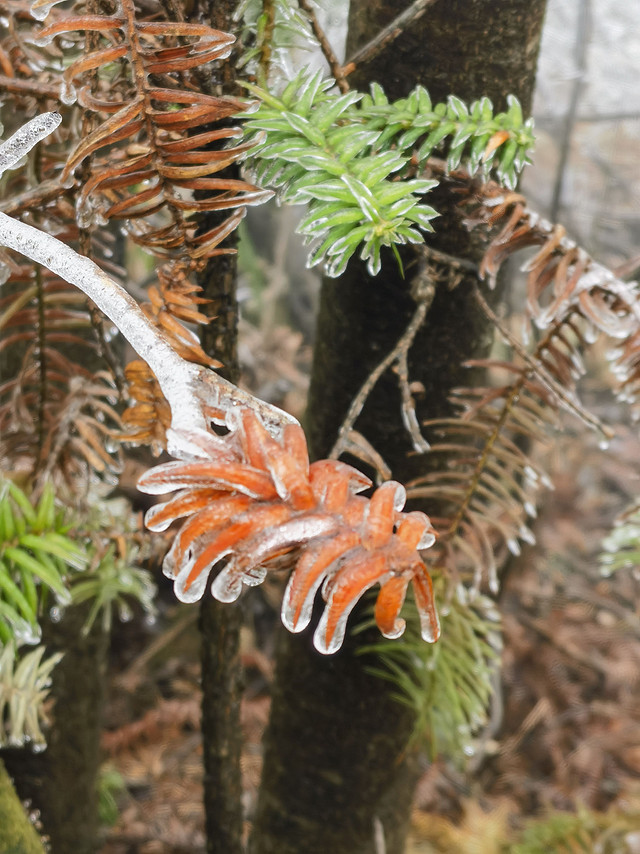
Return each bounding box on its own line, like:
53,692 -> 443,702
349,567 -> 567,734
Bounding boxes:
241,70 -> 535,278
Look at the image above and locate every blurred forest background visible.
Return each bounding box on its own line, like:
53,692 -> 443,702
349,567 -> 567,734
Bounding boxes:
1,0 -> 639,851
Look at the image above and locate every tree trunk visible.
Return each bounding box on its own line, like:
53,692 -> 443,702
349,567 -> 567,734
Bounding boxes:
190,0 -> 245,850
251,3 -> 546,854
3,606 -> 109,854
39,609 -> 108,853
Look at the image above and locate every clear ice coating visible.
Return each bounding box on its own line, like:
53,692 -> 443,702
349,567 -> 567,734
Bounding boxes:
313,605 -> 350,655
60,79 -> 77,106
210,565 -> 244,603
281,574 -> 317,633
173,553 -> 216,603
313,574 -> 383,655
30,30 -> 56,46
417,528 -> 436,549
392,482 -> 407,512
30,0 -> 68,20
379,616 -> 406,640
0,112 -> 61,178
416,600 -> 439,644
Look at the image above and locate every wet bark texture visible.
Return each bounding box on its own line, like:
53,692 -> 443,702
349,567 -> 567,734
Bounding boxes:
38,608 -> 108,853
252,3 -> 547,853
190,1 -> 245,851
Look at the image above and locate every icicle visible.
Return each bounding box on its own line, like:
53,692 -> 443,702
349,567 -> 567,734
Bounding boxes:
30,0 -> 67,20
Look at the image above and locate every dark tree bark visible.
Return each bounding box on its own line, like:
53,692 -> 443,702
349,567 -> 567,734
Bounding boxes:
38,608 -> 108,854
190,0 -> 245,850
251,3 -> 547,854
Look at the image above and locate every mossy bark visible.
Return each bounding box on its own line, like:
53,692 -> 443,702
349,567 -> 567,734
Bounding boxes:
251,3 -> 547,853
0,759 -> 46,854
39,609 -> 108,853
3,606 -> 108,853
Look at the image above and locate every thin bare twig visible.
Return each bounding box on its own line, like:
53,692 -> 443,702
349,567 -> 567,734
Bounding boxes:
297,0 -> 350,93
258,0 -> 276,84
549,0 -> 591,220
330,258 -> 437,462
343,0 -> 439,76
0,73 -> 60,99
340,429 -> 392,482
0,177 -> 68,216
420,244 -> 479,274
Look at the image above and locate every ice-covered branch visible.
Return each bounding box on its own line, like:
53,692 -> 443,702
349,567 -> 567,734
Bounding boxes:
0,112 -> 62,177
0,114 -> 296,451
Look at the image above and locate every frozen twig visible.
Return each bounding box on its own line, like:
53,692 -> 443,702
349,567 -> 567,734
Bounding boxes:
343,0 -> 439,76
0,114 -> 296,453
297,0 -> 350,93
0,73 -> 60,101
0,112 -> 62,177
330,256 -> 436,461
0,178 -> 67,216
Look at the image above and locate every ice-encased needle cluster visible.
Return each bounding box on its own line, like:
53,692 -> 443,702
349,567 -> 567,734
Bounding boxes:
138,409 -> 440,655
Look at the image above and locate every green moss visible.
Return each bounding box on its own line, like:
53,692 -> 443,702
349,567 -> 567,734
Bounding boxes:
0,759 -> 45,854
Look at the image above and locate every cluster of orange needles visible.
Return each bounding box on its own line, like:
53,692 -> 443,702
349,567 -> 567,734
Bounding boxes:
138,410 -> 440,654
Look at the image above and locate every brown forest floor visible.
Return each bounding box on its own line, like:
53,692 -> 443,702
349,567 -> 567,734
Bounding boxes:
98,391 -> 640,853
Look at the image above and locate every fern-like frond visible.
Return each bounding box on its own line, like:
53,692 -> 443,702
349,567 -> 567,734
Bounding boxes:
70,542 -> 156,635
467,185 -> 640,419
37,370 -> 123,484
18,0 -> 278,456
120,359 -> 171,454
360,580 -> 501,759
0,640 -> 63,748
409,365 -> 549,592
407,185 -> 640,591
31,0 -> 271,257
0,81 -> 125,480
241,69 -> 534,275
120,259 -> 220,450
0,478 -> 86,644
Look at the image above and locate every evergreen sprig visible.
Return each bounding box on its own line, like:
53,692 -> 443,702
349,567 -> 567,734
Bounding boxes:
0,641 -> 63,748
71,543 -> 156,635
0,479 -> 87,645
241,70 -> 535,276
360,581 -> 502,758
357,82 -> 535,187
242,70 -> 439,276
